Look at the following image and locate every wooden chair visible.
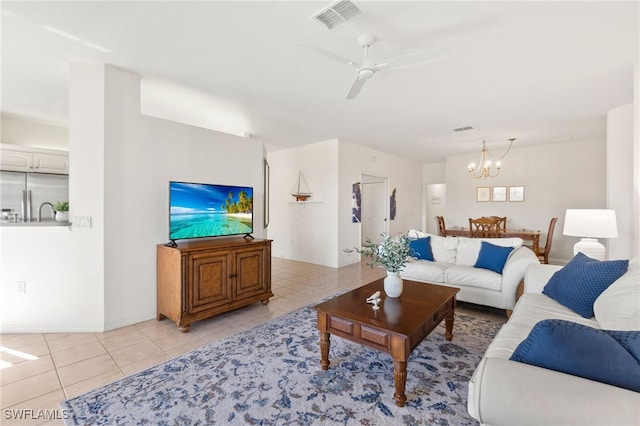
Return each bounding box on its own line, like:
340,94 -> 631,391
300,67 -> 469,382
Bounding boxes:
489,216 -> 507,231
436,216 -> 446,236
469,217 -> 501,238
536,217 -> 558,264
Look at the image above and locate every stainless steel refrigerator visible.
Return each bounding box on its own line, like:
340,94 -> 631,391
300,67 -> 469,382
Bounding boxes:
0,171 -> 69,223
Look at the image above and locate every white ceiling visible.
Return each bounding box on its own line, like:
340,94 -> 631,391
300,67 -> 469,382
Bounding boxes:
2,1 -> 638,163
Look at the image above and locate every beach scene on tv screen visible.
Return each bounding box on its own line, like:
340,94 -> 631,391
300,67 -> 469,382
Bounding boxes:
170,182 -> 253,239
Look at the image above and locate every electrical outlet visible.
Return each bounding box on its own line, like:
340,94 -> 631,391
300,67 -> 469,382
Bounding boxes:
16,281 -> 26,294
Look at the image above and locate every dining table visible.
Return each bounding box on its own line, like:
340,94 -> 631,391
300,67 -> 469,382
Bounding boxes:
444,227 -> 541,254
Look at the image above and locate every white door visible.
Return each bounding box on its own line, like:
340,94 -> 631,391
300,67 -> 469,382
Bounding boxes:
361,175 -> 388,246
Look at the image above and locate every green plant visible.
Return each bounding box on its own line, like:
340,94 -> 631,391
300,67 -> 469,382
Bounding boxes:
54,201 -> 69,212
345,233 -> 413,273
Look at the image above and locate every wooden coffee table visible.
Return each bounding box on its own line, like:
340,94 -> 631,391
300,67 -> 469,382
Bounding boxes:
313,278 -> 459,407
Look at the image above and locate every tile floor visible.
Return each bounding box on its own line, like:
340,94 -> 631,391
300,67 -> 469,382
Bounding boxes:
0,258 -> 506,425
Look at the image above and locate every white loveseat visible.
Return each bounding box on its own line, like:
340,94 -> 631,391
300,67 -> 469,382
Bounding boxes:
468,258 -> 640,425
400,230 -> 540,312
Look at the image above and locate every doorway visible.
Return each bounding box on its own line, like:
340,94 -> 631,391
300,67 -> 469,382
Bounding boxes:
424,183 -> 446,234
361,174 -> 388,246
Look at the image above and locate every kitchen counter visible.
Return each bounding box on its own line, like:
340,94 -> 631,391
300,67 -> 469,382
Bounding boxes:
0,221 -> 70,227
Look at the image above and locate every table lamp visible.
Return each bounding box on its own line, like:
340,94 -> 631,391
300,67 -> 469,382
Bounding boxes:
562,209 -> 618,260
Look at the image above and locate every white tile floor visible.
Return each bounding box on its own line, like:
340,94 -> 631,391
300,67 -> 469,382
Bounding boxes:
0,258 -> 506,425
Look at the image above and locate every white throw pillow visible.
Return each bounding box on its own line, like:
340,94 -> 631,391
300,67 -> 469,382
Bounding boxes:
429,233 -> 458,263
406,230 -> 458,263
407,229 -> 428,239
593,257 -> 640,330
455,237 -> 523,266
478,237 -> 524,249
456,237 -> 482,266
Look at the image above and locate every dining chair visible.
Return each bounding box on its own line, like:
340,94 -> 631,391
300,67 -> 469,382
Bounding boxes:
469,217 -> 501,238
489,216 -> 507,231
536,217 -> 558,264
436,216 -> 446,236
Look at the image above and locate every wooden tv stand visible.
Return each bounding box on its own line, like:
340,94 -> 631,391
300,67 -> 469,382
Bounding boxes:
156,237 -> 272,332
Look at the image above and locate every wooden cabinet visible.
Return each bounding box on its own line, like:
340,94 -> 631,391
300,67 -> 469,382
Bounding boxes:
157,237 -> 272,332
1,145 -> 69,174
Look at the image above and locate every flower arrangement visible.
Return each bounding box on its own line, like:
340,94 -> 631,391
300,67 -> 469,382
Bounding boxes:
345,233 -> 413,272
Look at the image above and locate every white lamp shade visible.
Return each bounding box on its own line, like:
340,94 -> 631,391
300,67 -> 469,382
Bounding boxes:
563,209 -> 618,238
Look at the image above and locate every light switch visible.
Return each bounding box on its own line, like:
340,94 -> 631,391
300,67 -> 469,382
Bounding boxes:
74,216 -> 92,229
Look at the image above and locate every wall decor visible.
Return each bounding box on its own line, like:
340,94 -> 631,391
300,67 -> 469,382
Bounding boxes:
509,185 -> 525,202
476,186 -> 491,202
352,182 -> 361,223
390,188 -> 397,220
492,186 -> 507,202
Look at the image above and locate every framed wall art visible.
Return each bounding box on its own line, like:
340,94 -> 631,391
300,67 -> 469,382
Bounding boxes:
492,186 -> 507,202
476,187 -> 491,202
509,185 -> 525,202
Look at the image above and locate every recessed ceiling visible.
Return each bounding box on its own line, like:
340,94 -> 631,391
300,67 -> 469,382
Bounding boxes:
1,1 -> 638,163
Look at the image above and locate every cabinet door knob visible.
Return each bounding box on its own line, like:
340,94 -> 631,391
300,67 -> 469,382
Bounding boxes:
229,273 -> 238,278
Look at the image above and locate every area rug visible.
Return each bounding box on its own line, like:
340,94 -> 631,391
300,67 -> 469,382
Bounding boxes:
61,303 -> 502,425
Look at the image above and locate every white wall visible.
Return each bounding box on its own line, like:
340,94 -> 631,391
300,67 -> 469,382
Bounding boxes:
267,139 -> 423,268
0,63 -> 266,332
337,140 -> 423,267
1,113 -> 68,150
607,104 -> 634,259
436,138 -> 607,263
424,184 -> 446,234
266,139 -> 339,267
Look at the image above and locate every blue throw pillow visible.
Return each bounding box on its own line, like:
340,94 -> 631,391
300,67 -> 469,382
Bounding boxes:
543,252 -> 629,318
474,241 -> 514,274
510,319 -> 640,392
409,237 -> 433,261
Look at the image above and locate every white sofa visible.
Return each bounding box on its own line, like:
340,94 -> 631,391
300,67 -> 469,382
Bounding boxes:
400,230 -> 540,312
468,259 -> 640,426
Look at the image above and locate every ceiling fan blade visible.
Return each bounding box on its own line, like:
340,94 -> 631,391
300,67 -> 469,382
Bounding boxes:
381,47 -> 450,70
346,76 -> 367,100
373,62 -> 389,71
299,42 -> 360,67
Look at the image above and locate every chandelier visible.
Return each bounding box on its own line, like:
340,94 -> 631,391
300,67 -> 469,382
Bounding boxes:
467,138 -> 515,179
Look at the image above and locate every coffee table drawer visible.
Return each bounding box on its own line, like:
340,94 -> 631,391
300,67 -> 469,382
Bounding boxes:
328,316 -> 354,334
360,325 -> 389,347
328,315 -> 390,350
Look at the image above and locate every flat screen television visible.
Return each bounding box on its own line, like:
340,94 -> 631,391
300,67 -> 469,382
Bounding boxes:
168,181 -> 253,243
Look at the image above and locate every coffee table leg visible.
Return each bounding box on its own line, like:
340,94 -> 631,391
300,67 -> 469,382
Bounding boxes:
393,359 -> 408,407
320,332 -> 330,370
445,309 -> 454,341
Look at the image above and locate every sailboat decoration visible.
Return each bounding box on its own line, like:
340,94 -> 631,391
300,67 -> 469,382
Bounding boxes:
290,170 -> 312,201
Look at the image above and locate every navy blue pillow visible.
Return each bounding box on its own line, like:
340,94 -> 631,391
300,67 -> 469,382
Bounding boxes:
543,252 -> 629,318
510,319 -> 640,392
474,241 -> 514,274
409,237 -> 433,261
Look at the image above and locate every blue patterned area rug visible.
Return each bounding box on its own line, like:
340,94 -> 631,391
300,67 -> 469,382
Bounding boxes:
60,303 -> 501,425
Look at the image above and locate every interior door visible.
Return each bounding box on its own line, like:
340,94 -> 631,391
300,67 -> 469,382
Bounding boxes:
361,175 -> 388,246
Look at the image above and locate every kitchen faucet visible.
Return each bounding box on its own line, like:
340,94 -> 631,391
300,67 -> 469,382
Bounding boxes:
38,202 -> 55,222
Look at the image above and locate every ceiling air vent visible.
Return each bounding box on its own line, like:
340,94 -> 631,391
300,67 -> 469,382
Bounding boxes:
453,126 -> 474,132
313,0 -> 364,30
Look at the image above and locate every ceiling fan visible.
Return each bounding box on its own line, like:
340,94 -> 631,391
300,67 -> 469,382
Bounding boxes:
301,34 -> 448,100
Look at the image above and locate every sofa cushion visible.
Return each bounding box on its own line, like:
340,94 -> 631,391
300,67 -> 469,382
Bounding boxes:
409,237 -> 434,261
594,257 -> 640,330
401,258 -> 448,282
407,230 -> 458,263
542,253 -> 629,318
474,241 -> 515,274
445,264 -> 502,291
456,237 -> 523,266
510,319 -> 640,393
